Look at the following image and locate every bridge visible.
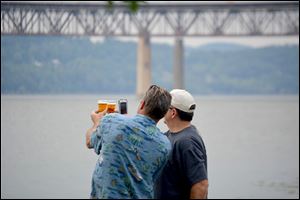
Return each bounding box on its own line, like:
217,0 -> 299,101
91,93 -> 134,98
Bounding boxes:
1,1 -> 299,96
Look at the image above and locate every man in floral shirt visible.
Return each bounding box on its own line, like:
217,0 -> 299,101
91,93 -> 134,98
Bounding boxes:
86,85 -> 172,199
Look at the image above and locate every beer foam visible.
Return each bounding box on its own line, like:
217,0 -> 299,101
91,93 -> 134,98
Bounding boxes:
97,100 -> 107,104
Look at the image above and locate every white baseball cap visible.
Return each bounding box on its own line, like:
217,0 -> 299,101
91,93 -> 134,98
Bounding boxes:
170,89 -> 196,113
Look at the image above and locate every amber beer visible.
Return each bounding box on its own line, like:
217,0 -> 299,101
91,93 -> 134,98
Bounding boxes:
107,101 -> 117,113
97,100 -> 108,112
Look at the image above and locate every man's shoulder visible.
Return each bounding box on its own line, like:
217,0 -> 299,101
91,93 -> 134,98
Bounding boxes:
159,132 -> 172,149
163,131 -> 170,137
100,114 -> 132,135
174,126 -> 203,149
175,136 -> 194,151
102,113 -> 129,123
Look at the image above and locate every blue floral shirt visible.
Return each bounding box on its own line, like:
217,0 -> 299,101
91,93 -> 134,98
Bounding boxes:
89,113 -> 171,199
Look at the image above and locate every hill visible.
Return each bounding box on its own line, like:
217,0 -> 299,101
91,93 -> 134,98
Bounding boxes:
1,36 -> 299,94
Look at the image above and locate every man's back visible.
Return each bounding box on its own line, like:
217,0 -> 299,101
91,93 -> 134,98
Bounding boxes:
90,113 -> 171,199
157,125 -> 207,199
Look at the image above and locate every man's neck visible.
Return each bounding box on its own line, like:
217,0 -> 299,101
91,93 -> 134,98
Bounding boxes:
169,121 -> 191,133
137,111 -> 159,124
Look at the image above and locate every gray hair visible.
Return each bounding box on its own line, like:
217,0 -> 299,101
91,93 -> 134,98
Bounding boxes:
143,85 -> 172,121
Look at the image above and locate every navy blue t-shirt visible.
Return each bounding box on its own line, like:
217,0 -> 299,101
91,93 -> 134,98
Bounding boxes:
155,125 -> 208,199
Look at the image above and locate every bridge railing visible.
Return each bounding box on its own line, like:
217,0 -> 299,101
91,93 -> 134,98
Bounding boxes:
1,2 -> 299,36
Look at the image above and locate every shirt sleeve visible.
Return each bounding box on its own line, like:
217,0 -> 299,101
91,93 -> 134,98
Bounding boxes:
90,114 -> 120,155
90,115 -> 111,155
90,125 -> 102,155
177,137 -> 207,187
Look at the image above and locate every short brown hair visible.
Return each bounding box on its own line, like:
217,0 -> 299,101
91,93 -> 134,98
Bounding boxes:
175,108 -> 194,122
143,85 -> 172,121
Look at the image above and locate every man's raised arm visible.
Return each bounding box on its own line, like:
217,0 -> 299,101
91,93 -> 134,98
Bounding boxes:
85,109 -> 107,149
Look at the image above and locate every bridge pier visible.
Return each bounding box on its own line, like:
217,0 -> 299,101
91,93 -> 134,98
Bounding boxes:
136,33 -> 151,98
173,37 -> 184,89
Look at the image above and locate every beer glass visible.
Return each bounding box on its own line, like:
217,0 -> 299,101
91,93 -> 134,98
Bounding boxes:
107,101 -> 117,113
97,100 -> 108,112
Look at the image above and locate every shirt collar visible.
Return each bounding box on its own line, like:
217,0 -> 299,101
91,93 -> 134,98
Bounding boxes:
134,114 -> 156,125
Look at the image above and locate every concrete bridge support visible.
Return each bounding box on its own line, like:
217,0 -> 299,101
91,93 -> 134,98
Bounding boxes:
173,37 -> 184,89
136,33 -> 151,98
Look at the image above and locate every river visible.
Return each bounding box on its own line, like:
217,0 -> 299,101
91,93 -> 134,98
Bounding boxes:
1,95 -> 299,198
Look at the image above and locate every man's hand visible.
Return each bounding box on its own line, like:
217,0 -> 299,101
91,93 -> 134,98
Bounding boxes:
86,109 -> 107,149
90,109 -> 107,128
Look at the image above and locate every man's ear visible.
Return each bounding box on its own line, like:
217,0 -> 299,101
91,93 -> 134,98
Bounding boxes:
140,101 -> 145,110
137,100 -> 146,115
171,108 -> 177,119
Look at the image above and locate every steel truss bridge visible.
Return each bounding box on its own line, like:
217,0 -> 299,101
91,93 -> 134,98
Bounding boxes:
1,1 -> 299,96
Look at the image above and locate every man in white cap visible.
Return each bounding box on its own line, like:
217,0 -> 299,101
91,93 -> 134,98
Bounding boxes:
155,89 -> 209,199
